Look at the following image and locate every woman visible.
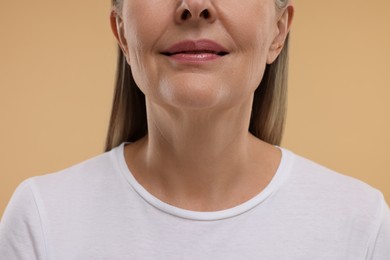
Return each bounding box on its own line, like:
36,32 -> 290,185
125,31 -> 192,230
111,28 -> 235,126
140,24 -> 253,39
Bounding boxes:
1,0 -> 389,259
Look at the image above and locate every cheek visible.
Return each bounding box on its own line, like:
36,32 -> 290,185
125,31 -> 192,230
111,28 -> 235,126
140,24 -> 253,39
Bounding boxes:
221,2 -> 274,85
231,30 -> 270,98
122,2 -> 169,95
123,0 -> 171,51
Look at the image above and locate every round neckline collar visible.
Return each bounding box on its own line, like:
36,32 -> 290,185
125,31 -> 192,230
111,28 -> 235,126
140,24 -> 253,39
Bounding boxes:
112,142 -> 294,221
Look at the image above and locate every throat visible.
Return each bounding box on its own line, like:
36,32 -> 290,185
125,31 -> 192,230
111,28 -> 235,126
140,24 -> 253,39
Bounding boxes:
123,136 -> 281,212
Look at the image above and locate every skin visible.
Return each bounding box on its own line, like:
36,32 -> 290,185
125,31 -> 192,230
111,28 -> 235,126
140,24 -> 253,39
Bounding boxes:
110,0 -> 294,211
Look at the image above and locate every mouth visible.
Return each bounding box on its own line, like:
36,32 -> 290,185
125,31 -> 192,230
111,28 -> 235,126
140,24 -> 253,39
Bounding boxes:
160,39 -> 230,58
161,50 -> 229,56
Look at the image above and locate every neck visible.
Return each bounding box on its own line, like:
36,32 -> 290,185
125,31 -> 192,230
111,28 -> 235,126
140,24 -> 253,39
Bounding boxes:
124,98 -> 280,211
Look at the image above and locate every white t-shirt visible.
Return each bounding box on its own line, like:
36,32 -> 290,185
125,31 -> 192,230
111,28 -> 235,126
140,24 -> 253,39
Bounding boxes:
1,143 -> 389,260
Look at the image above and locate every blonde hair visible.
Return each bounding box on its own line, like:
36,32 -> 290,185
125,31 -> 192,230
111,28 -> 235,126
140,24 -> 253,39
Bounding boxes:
276,0 -> 289,9
105,0 -> 290,151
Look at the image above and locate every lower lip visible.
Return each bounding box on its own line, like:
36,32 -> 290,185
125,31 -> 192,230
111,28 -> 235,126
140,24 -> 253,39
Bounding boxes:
165,53 -> 223,63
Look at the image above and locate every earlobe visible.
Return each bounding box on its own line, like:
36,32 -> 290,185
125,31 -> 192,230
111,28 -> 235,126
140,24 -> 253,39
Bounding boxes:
267,40 -> 284,64
266,5 -> 294,64
110,10 -> 130,63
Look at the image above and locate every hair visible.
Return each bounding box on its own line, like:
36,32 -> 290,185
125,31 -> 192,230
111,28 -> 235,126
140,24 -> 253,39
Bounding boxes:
276,0 -> 289,9
105,0 -> 290,151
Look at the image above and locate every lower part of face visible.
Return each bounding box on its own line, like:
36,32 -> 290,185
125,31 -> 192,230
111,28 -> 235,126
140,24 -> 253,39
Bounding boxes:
121,0 -> 277,111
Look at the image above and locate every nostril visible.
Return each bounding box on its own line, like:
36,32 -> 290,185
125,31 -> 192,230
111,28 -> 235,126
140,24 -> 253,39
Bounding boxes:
181,9 -> 192,20
201,9 -> 210,19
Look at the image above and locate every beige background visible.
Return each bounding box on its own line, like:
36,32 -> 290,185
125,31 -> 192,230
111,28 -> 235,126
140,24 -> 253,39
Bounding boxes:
1,1 -> 389,218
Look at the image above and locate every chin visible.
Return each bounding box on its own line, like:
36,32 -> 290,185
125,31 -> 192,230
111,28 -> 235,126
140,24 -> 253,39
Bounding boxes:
158,76 -> 229,110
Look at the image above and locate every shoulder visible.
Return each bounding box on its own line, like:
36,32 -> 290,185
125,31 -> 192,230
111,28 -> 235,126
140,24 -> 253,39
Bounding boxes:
281,149 -> 386,224
2,145 -> 130,228
25,146 -> 124,202
286,151 -> 383,199
0,146 -> 123,258
31,146 -> 114,184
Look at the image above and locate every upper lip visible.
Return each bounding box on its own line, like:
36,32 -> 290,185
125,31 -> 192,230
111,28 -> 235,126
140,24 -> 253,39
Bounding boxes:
161,39 -> 229,56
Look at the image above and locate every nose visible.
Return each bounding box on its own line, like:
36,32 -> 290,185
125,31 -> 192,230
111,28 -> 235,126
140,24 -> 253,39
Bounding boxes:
175,0 -> 217,24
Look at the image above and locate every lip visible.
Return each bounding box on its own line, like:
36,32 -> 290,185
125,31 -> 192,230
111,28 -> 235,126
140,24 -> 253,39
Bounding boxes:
160,39 -> 230,63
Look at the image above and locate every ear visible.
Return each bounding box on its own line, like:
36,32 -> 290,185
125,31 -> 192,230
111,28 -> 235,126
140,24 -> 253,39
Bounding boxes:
110,10 -> 130,63
267,4 -> 294,64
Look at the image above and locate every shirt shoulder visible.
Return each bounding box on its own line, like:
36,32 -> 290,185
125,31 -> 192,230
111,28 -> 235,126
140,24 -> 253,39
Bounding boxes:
22,147 -> 128,224
276,150 -> 390,258
279,150 -> 385,226
0,179 -> 46,259
0,146 -> 123,259
30,148 -> 119,195
286,152 -> 384,204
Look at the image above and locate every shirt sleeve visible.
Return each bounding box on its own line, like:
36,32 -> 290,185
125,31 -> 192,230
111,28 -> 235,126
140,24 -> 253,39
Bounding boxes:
0,178 -> 46,259
368,195 -> 390,260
